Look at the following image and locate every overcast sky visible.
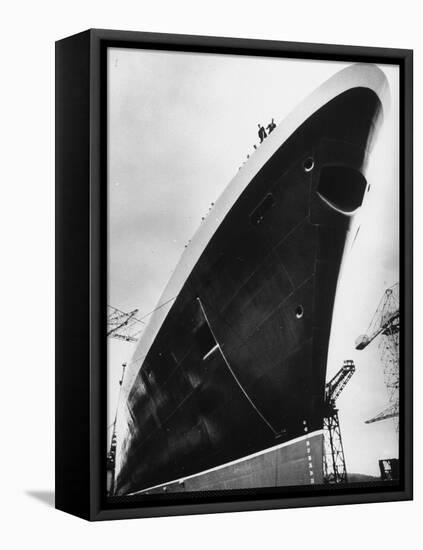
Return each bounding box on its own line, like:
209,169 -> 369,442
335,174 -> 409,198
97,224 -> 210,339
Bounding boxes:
107,47 -> 399,478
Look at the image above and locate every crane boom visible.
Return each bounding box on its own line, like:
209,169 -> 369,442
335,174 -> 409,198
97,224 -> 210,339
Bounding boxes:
107,305 -> 144,342
365,403 -> 399,424
355,283 -> 399,350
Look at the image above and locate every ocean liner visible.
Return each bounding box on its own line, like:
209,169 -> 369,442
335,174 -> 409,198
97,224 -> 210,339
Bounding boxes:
113,64 -> 389,495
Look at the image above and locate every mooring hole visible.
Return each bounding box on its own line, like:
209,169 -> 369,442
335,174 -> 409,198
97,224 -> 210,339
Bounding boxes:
295,305 -> 304,319
317,165 -> 367,214
303,157 -> 314,172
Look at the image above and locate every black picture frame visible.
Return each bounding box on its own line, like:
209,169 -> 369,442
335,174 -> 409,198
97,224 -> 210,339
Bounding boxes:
55,28 -> 413,521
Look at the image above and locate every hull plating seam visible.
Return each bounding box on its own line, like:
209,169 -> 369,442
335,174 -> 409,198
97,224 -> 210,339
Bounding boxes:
197,296 -> 278,435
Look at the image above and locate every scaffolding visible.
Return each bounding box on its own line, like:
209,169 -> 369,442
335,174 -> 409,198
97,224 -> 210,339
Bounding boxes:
106,362 -> 127,496
107,305 -> 144,342
106,305 -> 146,494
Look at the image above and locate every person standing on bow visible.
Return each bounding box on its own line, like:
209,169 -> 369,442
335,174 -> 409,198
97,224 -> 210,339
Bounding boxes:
258,123 -> 267,143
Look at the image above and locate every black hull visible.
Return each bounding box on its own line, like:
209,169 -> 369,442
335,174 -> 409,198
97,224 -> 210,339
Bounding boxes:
115,86 -> 382,495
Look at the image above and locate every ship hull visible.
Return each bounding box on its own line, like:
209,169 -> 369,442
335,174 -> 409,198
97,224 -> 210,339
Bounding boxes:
114,68 -> 386,495
134,432 -> 324,494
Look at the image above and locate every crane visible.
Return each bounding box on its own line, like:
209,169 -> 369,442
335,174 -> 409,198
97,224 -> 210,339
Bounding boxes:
355,283 -> 399,350
107,305 -> 144,342
325,360 -> 356,406
106,305 -> 145,493
355,283 -> 399,429
323,360 -> 356,484
107,362 -> 127,496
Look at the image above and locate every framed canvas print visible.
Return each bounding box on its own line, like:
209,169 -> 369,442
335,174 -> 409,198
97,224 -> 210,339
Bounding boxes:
55,29 -> 413,521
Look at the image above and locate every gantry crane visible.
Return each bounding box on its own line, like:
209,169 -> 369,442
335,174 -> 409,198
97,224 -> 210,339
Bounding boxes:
107,305 -> 144,342
355,283 -> 399,428
323,360 -> 356,484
